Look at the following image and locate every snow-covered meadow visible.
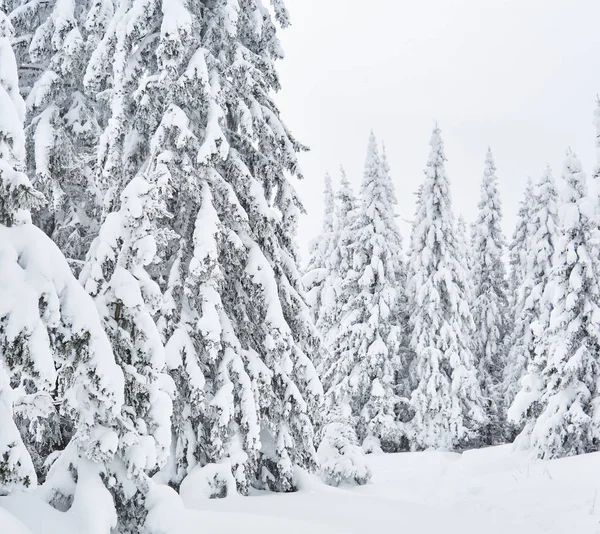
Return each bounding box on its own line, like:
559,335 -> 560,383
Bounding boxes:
3,445 -> 599,534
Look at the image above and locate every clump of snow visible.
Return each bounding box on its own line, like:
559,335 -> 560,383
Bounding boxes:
144,482 -> 186,534
180,463 -> 238,504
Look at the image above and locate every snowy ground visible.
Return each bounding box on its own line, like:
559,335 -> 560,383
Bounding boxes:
2,445 -> 599,534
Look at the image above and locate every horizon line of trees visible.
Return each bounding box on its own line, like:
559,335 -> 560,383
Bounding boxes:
305,111 -> 600,483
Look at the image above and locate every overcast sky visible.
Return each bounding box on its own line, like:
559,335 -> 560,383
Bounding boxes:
274,0 -> 600,261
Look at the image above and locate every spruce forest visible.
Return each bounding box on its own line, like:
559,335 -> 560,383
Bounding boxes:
0,1 -> 599,533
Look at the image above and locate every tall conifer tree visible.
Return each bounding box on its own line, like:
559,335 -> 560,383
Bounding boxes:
317,167 -> 359,364
304,172 -> 335,325
505,167 -> 558,432
406,126 -> 486,450
324,133 -> 405,452
85,0 -> 322,494
503,177 -> 535,418
471,148 -> 508,444
510,151 -> 600,458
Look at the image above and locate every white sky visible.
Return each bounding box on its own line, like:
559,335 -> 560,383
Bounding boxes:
274,0 -> 600,261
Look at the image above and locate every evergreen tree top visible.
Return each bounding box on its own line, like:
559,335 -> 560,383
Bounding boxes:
358,132 -> 401,246
474,147 -> 506,256
562,148 -> 587,202
329,166 -> 359,261
361,131 -> 381,196
428,125 -> 447,167
477,148 -> 503,220
531,165 -> 558,225
322,171 -> 334,235
409,125 -> 468,318
336,166 -> 357,219
511,177 -> 534,240
532,165 -> 558,219
413,125 -> 454,238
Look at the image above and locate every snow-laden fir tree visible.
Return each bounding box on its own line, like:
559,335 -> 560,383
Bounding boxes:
317,167 -> 359,363
504,167 -> 558,432
79,171 -> 175,526
455,215 -> 476,391
316,167 -> 371,483
380,144 -> 408,323
0,365 -> 35,494
6,0 -> 111,270
503,177 -> 534,416
406,126 -> 487,450
471,148 -> 508,445
304,172 -> 335,324
509,151 -> 600,458
507,178 -> 534,314
323,133 -> 405,453
456,215 -> 475,309
89,0 -> 322,494
0,21 -> 126,529
316,400 -> 371,487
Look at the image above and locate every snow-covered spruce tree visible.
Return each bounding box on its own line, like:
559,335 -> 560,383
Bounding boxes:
6,0 -> 110,271
456,215 -> 475,309
504,167 -> 558,435
507,178 -> 534,315
315,166 -> 371,484
80,171 -> 175,526
304,172 -> 335,325
509,151 -> 600,458
0,20 -> 125,529
502,177 -> 534,419
380,144 -> 408,320
316,400 -> 371,487
317,166 -> 359,366
406,126 -> 486,451
323,133 -> 405,453
471,148 -> 509,445
455,215 -> 476,383
91,0 -> 322,493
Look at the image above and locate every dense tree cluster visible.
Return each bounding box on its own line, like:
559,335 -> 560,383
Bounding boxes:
309,110 -> 600,473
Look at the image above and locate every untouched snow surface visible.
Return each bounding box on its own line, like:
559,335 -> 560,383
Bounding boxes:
2,445 -> 599,533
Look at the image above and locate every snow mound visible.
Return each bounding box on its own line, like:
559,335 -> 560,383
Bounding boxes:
0,507 -> 32,534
